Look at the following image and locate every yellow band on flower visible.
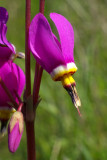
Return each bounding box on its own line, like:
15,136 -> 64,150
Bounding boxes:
51,62 -> 77,81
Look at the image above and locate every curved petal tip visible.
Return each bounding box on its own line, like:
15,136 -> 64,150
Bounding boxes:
50,13 -> 74,63
0,7 -> 8,24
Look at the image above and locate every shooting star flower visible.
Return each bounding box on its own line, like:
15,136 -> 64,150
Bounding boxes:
0,7 -> 25,133
29,13 -> 81,114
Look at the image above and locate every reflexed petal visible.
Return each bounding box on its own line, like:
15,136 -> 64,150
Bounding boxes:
0,23 -> 15,55
29,13 -> 66,73
11,62 -> 25,97
52,33 -> 62,51
50,13 -> 74,63
0,61 -> 25,106
0,61 -> 18,106
1,24 -> 15,53
0,45 -> 12,61
0,7 -> 15,59
0,7 -> 8,24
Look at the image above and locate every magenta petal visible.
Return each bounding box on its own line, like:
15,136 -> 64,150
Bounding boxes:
0,7 -> 8,24
0,62 -> 18,106
8,122 -> 23,153
0,23 -> 15,54
52,33 -> 62,51
0,23 -> 15,62
0,7 -> 15,56
50,13 -> 74,63
11,63 -> 25,97
0,61 -> 25,106
0,45 -> 12,61
2,24 -> 15,53
29,13 -> 66,73
0,22 -> 3,44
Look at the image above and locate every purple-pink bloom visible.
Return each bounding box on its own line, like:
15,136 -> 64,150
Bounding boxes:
0,7 -> 15,62
29,13 -> 81,114
0,61 -> 25,106
29,13 -> 77,81
8,111 -> 24,153
0,7 -> 25,132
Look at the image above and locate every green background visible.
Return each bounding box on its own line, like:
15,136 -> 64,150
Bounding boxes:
0,0 -> 107,159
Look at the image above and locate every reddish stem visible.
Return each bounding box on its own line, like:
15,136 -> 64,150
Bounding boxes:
14,90 -> 22,104
17,103 -> 23,112
33,62 -> 40,105
33,0 -> 45,106
36,0 -> 45,97
0,77 -> 18,109
25,0 -> 31,97
25,1 -> 45,160
33,67 -> 43,107
39,0 -> 45,14
25,0 -> 36,160
25,121 -> 36,160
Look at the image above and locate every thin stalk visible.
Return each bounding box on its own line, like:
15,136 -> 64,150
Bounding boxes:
25,121 -> 36,160
25,0 -> 31,97
38,0 -> 45,87
33,62 -> 40,106
25,0 -> 36,160
39,0 -> 45,14
25,1 -> 45,160
14,90 -> 22,104
33,67 -> 43,107
0,77 -> 18,109
33,0 -> 45,106
17,103 -> 23,112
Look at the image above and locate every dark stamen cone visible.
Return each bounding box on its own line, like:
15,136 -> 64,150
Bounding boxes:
65,85 -> 81,116
0,120 -> 8,135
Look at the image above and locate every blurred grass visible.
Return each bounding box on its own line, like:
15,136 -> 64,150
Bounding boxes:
0,0 -> 107,159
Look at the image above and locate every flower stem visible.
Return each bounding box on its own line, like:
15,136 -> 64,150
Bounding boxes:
33,62 -> 40,106
14,90 -> 22,104
25,1 -> 45,160
33,65 -> 43,107
39,0 -> 45,14
17,103 -> 23,112
25,0 -> 31,97
25,121 -> 36,160
34,0 -> 45,101
33,0 -> 45,106
25,0 -> 36,160
0,77 -> 18,109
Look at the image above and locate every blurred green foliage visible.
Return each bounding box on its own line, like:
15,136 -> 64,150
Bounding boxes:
0,0 -> 107,159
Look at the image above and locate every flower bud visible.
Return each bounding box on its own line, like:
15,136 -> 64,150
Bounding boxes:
8,111 -> 24,153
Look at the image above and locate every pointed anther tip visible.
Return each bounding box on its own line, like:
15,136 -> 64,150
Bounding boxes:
64,84 -> 81,114
77,107 -> 82,117
0,120 -> 8,135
